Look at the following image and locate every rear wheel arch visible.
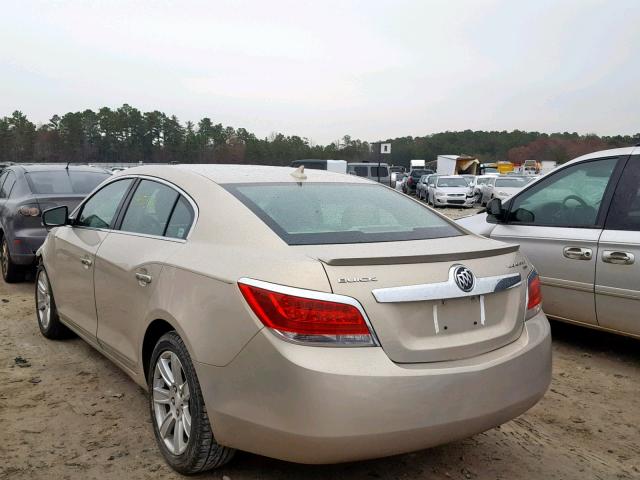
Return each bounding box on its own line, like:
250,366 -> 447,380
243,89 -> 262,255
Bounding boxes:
142,319 -> 176,382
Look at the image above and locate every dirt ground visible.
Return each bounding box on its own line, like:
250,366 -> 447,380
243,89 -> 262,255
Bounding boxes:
1,225 -> 639,479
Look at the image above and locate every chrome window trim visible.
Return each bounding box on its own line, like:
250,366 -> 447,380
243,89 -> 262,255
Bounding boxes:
71,174 -> 199,241
372,267 -> 522,303
238,277 -> 381,347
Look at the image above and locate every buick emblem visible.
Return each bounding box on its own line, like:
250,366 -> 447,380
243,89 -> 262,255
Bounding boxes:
453,265 -> 475,292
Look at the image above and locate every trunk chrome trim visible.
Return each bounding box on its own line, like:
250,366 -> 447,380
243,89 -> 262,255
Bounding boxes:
321,244 -> 519,266
372,269 -> 522,303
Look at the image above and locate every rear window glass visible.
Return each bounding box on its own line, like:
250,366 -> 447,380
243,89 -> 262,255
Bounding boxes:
224,183 -> 462,245
26,171 -> 110,194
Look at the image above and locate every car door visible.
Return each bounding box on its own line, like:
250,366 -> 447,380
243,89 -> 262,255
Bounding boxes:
595,153 -> 640,335
427,176 -> 436,203
490,155 -> 624,326
94,179 -> 196,369
47,178 -> 134,342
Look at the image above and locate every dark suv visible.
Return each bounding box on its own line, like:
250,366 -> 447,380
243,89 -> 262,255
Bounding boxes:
402,169 -> 433,195
0,164 -> 111,282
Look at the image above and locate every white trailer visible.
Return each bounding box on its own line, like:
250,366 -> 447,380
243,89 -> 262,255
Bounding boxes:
436,155 -> 479,175
409,159 -> 426,171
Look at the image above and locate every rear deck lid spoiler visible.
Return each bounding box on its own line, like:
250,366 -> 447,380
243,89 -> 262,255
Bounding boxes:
318,244 -> 520,266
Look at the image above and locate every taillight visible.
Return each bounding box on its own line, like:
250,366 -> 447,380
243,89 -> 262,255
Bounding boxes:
238,279 -> 377,346
18,205 -> 41,217
526,269 -> 542,320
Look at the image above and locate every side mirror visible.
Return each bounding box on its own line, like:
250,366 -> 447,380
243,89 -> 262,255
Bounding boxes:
486,198 -> 507,224
42,206 -> 69,230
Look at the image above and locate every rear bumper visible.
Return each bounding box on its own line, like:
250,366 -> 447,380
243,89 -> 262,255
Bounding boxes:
5,230 -> 46,265
196,312 -> 551,464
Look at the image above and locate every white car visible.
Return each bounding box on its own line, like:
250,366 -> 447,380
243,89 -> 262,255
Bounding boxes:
480,176 -> 533,206
427,176 -> 474,208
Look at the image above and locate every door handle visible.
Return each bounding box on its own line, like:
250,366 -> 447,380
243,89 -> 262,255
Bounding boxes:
602,250 -> 635,265
80,257 -> 93,268
135,272 -> 152,285
563,246 -> 592,261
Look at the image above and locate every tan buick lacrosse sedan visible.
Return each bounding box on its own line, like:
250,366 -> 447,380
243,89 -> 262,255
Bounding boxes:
35,165 -> 551,474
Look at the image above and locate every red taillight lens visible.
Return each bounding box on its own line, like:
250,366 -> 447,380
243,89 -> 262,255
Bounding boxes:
238,281 -> 375,346
527,270 -> 542,317
18,205 -> 41,217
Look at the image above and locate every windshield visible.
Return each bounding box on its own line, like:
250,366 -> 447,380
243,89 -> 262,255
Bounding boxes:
224,183 -> 462,245
495,177 -> 531,188
437,177 -> 468,187
26,171 -> 110,194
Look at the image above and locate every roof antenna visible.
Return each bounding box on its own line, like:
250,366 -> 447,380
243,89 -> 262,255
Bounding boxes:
65,161 -> 70,170
290,165 -> 307,180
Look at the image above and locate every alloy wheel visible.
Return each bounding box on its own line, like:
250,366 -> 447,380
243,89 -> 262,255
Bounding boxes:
36,269 -> 51,330
0,239 -> 8,278
152,351 -> 192,455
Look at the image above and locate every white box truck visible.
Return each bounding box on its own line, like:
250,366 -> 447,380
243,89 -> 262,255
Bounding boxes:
409,159 -> 426,171
436,155 -> 480,175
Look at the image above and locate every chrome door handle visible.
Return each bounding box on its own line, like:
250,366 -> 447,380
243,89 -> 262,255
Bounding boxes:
563,246 -> 592,260
602,250 -> 635,265
80,257 -> 93,267
135,273 -> 152,285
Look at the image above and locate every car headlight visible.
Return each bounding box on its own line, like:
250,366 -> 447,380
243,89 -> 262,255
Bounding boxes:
497,191 -> 509,196
436,192 -> 445,197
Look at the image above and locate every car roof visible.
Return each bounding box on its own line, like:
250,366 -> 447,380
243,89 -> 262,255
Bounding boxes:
120,164 -> 374,185
11,164 -> 111,173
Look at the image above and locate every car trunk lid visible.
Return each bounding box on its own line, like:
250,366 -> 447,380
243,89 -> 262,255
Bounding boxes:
300,235 -> 530,363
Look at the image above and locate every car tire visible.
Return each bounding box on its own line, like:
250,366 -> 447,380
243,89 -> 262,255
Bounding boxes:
149,331 -> 235,474
35,264 -> 72,339
1,235 -> 24,283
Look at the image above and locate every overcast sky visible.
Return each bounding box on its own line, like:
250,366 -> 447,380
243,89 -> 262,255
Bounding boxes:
1,0 -> 638,144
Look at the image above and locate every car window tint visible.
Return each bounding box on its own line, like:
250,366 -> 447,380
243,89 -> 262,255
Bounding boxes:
605,158 -> 640,231
352,166 -> 368,177
225,182 -> 462,245
0,172 -> 17,199
120,180 -> 179,236
77,179 -> 134,229
371,167 -> 388,177
26,171 -> 110,194
508,157 -> 618,227
0,172 -> 7,194
165,196 -> 194,239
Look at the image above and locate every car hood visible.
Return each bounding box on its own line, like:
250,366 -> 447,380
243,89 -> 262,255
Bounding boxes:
494,187 -> 523,196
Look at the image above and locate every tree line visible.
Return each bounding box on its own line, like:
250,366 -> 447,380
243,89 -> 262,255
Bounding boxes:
1,104 -> 638,167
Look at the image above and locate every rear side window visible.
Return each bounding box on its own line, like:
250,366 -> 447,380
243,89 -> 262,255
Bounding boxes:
224,182 -> 461,245
352,166 -> 368,177
26,171 -> 110,194
165,196 -> 195,239
0,171 -> 16,199
120,180 -> 179,237
371,167 -> 388,178
605,157 -> 640,231
77,179 -> 134,229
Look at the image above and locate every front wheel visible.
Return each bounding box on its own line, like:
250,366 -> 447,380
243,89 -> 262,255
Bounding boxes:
149,331 -> 235,474
35,265 -> 71,339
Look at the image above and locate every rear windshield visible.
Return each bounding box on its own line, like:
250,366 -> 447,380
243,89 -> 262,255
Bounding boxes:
411,169 -> 428,178
224,182 -> 462,245
26,171 -> 110,194
437,177 -> 468,187
495,177 -> 530,187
